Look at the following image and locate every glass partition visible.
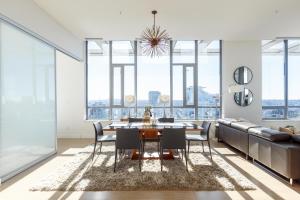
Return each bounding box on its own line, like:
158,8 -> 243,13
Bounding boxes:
0,20 -> 56,181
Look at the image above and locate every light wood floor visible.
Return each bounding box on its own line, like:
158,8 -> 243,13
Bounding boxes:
0,139 -> 300,200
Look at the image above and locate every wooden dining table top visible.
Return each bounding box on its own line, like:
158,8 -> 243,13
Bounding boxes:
103,122 -> 203,131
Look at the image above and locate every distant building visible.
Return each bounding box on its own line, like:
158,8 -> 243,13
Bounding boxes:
187,86 -> 220,119
88,107 -> 107,119
187,86 -> 217,106
148,91 -> 161,106
186,86 -> 194,105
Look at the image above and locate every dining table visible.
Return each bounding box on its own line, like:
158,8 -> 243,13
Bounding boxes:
103,121 -> 203,160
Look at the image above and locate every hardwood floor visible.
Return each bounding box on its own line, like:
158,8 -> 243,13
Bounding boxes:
0,138 -> 300,200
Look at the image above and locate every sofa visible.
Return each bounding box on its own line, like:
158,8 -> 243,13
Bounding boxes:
218,118 -> 300,185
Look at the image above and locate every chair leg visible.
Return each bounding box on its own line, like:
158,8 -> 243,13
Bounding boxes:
92,142 -> 97,160
139,147 -> 142,172
157,141 -> 160,154
207,140 -> 212,160
99,142 -> 102,153
187,140 -> 190,154
201,141 -> 204,152
160,148 -> 163,171
184,149 -> 188,172
114,148 -> 117,172
142,140 -> 145,156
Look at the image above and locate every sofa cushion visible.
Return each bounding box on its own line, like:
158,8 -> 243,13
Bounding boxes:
292,135 -> 300,143
248,127 -> 268,135
217,118 -> 239,126
231,121 -> 260,132
260,128 -> 290,142
248,127 -> 286,141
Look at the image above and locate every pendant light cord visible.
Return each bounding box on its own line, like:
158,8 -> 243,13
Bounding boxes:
152,10 -> 157,29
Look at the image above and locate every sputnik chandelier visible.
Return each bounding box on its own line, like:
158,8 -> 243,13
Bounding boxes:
140,10 -> 170,57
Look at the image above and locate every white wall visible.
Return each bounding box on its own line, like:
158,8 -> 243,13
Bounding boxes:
56,51 -> 93,138
0,0 -> 83,60
222,41 -> 262,124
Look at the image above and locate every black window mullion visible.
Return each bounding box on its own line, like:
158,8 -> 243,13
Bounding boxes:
219,40 -> 223,118
121,66 -> 125,107
170,40 -> 173,116
134,41 -> 137,117
284,40 -> 288,119
85,40 -> 89,119
109,41 -> 113,120
195,40 -> 198,120
183,66 -> 187,106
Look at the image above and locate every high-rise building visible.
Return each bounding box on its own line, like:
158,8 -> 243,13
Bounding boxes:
148,91 -> 161,106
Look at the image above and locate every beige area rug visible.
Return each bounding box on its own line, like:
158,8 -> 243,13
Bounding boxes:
30,142 -> 256,191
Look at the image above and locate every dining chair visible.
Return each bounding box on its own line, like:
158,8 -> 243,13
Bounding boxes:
114,128 -> 142,172
160,128 -> 188,171
158,117 -> 175,123
186,121 -> 212,160
142,128 -> 160,154
128,117 -> 144,123
92,121 -> 116,160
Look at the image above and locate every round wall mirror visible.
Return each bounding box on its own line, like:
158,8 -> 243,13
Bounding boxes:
234,88 -> 253,106
234,66 -> 253,85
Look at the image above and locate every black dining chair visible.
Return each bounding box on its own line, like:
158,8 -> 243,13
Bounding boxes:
128,117 -> 144,123
92,121 -> 116,160
186,121 -> 212,160
160,128 -> 188,171
114,128 -> 142,172
158,117 -> 175,123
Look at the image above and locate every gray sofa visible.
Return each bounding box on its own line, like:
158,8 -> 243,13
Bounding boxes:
218,118 -> 300,185
218,119 -> 260,158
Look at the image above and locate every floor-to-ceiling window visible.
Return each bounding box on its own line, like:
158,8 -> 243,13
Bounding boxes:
0,20 -> 56,181
171,41 -> 196,120
262,40 -> 300,119
86,39 -> 221,120
137,41 -> 170,118
87,40 -> 110,119
111,41 -> 136,120
198,40 -> 221,119
287,40 -> 300,119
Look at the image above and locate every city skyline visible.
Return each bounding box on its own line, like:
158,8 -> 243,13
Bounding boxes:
88,87 -> 221,120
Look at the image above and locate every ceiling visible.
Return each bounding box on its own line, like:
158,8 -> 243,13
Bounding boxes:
33,0 -> 300,40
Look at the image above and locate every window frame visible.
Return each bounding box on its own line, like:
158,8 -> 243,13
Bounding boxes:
86,39 -> 222,120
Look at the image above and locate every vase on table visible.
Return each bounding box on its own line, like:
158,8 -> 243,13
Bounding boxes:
144,106 -> 152,123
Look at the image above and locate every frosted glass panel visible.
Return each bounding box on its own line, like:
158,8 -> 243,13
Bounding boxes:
0,21 -> 56,181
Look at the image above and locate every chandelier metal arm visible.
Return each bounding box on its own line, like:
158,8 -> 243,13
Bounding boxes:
140,10 -> 170,57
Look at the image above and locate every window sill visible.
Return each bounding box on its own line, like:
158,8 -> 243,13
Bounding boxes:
262,119 -> 300,122
84,119 -> 218,122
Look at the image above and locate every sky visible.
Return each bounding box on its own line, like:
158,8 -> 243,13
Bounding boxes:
88,54 -> 220,101
262,55 -> 300,100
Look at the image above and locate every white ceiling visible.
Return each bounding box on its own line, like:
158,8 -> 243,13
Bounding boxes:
33,0 -> 300,40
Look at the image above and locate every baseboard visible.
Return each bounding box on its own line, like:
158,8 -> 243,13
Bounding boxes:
57,132 -> 93,138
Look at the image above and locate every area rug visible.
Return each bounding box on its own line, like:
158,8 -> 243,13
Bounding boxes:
30,142 -> 256,191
